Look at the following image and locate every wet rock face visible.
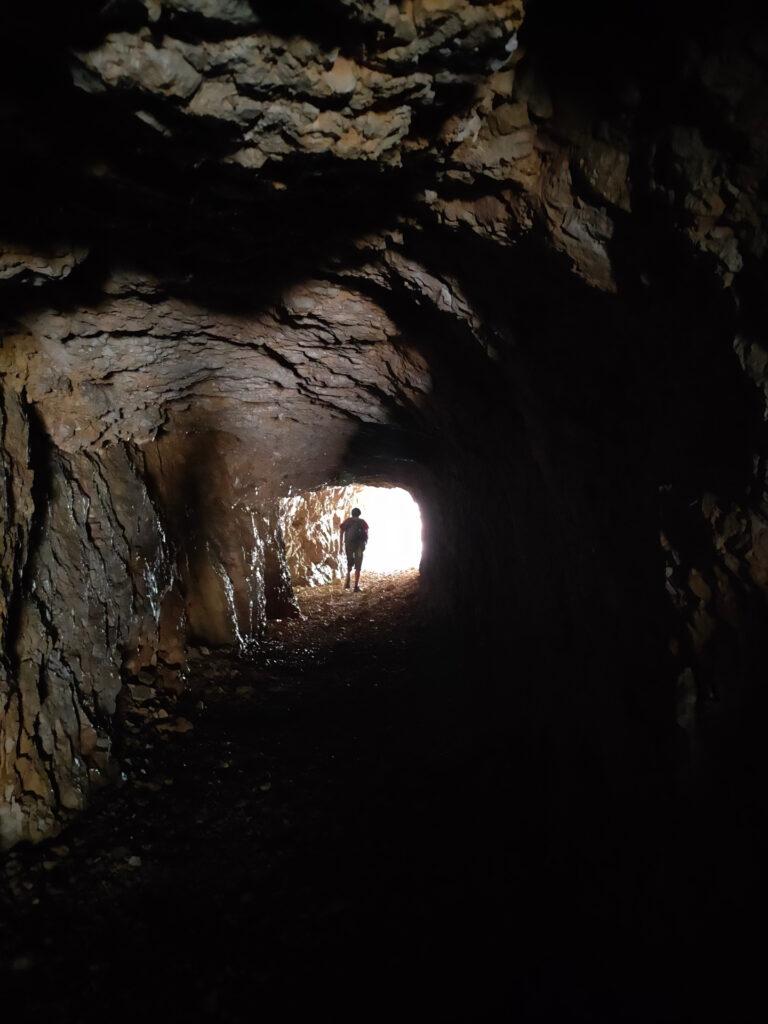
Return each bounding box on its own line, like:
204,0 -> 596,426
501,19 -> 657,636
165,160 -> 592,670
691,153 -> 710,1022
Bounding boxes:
1,1 -> 768,846
0,392 -> 173,847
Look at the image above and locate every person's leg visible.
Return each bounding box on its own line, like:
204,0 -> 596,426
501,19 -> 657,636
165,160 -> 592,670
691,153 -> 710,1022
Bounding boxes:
354,547 -> 364,592
344,545 -> 352,588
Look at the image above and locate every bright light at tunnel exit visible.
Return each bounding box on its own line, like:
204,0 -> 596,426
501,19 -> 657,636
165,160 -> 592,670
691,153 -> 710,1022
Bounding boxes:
351,486 -> 422,573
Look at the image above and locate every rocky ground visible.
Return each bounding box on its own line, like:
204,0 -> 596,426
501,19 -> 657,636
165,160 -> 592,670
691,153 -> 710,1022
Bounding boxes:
0,569 -> 759,1023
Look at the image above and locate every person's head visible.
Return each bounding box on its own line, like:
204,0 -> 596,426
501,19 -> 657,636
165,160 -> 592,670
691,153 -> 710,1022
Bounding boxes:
351,507 -> 361,518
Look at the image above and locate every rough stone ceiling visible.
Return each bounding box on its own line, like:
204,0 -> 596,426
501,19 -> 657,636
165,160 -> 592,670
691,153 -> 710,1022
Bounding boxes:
4,1 -> 766,322
2,1 -> 538,481
1,0 -> 767,502
4,276 -> 431,459
3,1 -> 526,285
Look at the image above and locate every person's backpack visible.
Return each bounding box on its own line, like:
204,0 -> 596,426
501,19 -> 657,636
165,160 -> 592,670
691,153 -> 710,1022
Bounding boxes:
345,517 -> 366,546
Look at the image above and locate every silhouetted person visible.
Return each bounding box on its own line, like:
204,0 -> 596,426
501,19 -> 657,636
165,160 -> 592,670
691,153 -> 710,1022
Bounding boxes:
340,507 -> 369,592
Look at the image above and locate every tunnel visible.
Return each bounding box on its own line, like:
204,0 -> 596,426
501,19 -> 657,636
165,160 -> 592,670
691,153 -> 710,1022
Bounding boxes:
1,2 -> 766,1021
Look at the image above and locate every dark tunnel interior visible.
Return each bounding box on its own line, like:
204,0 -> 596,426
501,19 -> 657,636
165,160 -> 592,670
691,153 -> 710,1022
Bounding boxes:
1,2 -> 767,1021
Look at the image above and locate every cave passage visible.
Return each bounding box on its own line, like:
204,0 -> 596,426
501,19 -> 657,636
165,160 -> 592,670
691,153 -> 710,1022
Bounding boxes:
2,1 -> 766,1021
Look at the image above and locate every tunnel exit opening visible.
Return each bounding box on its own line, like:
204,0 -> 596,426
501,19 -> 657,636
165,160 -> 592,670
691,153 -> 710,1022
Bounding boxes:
280,483 -> 423,590
346,485 -> 422,574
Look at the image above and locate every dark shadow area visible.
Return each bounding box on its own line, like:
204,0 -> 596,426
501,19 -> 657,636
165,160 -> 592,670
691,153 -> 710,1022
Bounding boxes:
0,566 -> 761,1023
0,576 -> 672,1022
523,0 -> 766,112
1,399 -> 55,679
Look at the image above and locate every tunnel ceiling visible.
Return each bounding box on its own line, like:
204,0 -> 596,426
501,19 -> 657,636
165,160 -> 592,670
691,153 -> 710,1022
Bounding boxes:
4,276 -> 431,485
2,0 -> 765,484
2,1 -> 768,849
2,0 -> 767,451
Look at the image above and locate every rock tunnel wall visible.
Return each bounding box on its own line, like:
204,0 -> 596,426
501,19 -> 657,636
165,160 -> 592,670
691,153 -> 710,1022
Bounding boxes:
0,382 -> 174,846
0,268 -> 436,846
1,0 -> 767,848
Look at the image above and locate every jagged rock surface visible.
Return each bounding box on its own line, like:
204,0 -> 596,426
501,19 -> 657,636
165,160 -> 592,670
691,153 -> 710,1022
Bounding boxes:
0,394 -> 173,846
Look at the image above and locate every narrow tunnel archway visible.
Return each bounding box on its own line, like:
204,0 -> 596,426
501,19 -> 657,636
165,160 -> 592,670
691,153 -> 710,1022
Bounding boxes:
281,483 -> 423,586
2,2 -> 767,1021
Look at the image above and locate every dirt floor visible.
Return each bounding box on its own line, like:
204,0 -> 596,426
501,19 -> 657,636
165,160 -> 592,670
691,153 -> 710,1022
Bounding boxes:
0,571 -> 500,1022
0,571 -> 759,1023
